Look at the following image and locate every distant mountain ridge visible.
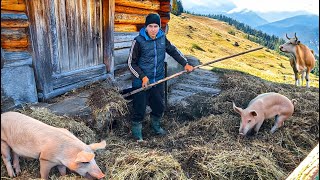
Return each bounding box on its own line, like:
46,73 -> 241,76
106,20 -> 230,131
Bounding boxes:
256,15 -> 319,55
226,10 -> 269,27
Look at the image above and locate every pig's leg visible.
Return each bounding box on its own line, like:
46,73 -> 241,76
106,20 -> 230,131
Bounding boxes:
39,159 -> 56,180
270,115 -> 288,134
12,151 -> 21,175
1,140 -> 15,177
57,165 -> 66,176
253,120 -> 264,134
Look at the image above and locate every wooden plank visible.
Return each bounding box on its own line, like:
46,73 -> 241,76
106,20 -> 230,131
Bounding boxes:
74,0 -> 80,68
43,74 -> 109,100
80,0 -> 89,68
65,0 -> 77,70
52,64 -> 106,88
159,3 -> 171,12
1,28 -> 28,49
114,41 -> 132,50
1,20 -> 29,28
115,5 -> 157,15
1,0 -> 26,12
56,0 -> 70,72
102,0 -> 114,73
115,24 -> 140,32
114,32 -> 138,42
94,0 -> 103,66
114,48 -> 130,66
115,0 -> 160,10
26,0 -> 54,94
114,12 -> 145,24
47,0 -> 59,74
286,144 -> 319,180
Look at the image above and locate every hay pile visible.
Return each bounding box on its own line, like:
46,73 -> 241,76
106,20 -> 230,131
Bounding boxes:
87,82 -> 129,132
1,69 -> 318,180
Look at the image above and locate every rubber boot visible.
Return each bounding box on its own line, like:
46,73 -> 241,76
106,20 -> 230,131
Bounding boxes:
151,115 -> 167,135
132,121 -> 143,141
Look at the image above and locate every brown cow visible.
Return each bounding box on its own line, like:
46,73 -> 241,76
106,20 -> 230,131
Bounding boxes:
279,33 -> 316,88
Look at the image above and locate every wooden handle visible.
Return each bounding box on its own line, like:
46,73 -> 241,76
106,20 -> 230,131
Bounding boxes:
122,46 -> 264,98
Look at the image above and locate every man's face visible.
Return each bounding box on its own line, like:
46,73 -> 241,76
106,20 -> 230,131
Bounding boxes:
146,23 -> 159,39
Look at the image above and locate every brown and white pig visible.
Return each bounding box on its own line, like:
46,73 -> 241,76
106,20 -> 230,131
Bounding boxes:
1,111 -> 106,179
232,92 -> 296,136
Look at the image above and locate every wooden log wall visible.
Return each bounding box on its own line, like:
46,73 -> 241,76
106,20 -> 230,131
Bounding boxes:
1,0 -> 30,52
113,0 -> 171,89
114,0 -> 171,32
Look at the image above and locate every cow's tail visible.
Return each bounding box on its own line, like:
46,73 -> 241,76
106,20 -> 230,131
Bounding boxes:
291,99 -> 297,106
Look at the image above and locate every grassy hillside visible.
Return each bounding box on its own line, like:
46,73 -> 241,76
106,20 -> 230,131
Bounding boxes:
167,13 -> 319,88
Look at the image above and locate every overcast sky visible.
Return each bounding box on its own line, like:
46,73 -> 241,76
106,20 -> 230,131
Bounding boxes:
181,0 -> 319,15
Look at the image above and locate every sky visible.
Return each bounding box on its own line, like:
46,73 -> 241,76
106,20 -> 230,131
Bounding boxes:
181,0 -> 319,15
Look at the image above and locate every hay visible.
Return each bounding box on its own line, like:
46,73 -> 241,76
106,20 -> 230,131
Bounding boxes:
104,149 -> 187,180
87,85 -> 129,132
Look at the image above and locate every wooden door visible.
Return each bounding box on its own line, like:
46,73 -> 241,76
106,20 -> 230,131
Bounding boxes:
27,0 -> 111,100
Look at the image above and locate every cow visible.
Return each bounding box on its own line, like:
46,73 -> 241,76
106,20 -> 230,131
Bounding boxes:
279,33 -> 316,88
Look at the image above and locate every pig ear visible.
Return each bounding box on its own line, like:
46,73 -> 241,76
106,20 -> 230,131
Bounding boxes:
89,140 -> 106,151
250,110 -> 258,117
232,102 -> 243,114
75,151 -> 95,163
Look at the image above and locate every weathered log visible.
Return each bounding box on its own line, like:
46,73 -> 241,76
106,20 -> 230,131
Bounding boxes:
159,12 -> 170,18
115,24 -> 145,32
1,28 -> 28,49
115,5 -> 157,15
115,0 -> 160,10
1,20 -> 29,28
160,4 -> 171,12
115,12 -> 146,24
1,0 -> 26,12
161,17 -> 170,24
286,144 -> 319,180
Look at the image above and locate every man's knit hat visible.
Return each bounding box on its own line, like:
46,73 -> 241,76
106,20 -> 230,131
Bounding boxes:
145,13 -> 161,26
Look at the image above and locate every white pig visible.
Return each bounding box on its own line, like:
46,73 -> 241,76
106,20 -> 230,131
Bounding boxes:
1,111 -> 106,179
233,92 -> 296,136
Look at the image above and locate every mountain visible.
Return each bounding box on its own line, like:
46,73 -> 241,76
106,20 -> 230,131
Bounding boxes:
256,15 -> 319,55
226,9 -> 269,27
255,10 -> 313,22
183,1 -> 236,15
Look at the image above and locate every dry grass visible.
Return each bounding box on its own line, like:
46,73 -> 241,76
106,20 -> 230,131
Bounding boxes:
87,83 -> 129,132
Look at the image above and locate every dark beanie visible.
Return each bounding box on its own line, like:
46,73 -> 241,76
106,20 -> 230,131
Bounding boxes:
145,13 -> 161,26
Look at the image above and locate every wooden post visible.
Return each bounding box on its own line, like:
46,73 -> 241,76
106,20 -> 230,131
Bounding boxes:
103,0 -> 114,74
286,143 -> 319,180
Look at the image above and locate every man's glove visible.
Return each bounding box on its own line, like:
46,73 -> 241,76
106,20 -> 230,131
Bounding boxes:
142,76 -> 149,88
184,64 -> 194,72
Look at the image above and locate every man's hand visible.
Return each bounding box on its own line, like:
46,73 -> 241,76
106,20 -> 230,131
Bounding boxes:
142,76 -> 149,88
184,64 -> 194,72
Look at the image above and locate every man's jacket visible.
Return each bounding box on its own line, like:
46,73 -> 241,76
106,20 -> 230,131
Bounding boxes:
128,27 -> 188,88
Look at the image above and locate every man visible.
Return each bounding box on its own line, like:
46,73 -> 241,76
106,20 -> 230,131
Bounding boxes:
128,13 -> 194,141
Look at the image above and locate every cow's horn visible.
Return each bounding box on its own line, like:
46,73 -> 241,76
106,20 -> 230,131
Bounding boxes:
286,33 -> 290,40
294,32 -> 298,40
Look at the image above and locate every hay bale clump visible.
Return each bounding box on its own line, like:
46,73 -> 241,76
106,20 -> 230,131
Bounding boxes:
183,145 -> 286,180
87,85 -> 129,132
104,149 -> 187,180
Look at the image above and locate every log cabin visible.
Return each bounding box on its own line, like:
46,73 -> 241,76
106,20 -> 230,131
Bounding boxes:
1,0 -> 171,109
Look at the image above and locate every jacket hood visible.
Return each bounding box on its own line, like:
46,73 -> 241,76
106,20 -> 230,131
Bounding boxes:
139,27 -> 165,41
